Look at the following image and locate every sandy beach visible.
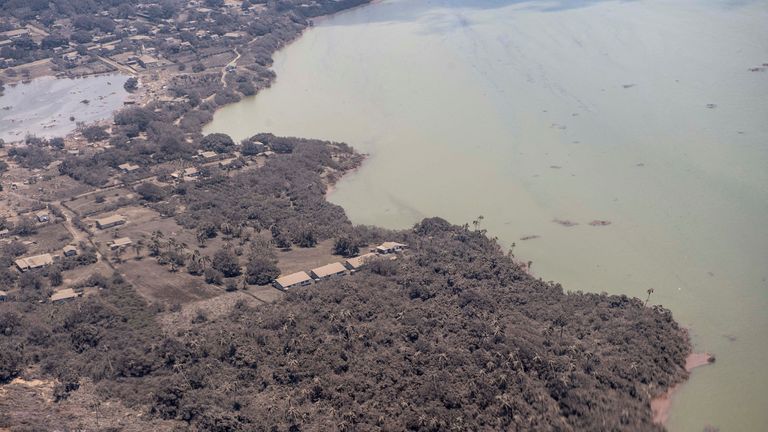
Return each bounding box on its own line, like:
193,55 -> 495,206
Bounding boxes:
652,353 -> 715,425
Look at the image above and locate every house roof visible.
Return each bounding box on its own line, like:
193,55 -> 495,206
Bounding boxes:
311,262 -> 347,278
118,162 -> 140,171
275,271 -> 312,288
15,253 -> 54,269
199,151 -> 217,159
111,237 -> 132,247
51,288 -> 81,302
0,290 -> 8,296
63,245 -> 78,253
95,214 -> 125,226
36,210 -> 49,217
345,252 -> 377,269
377,242 -> 407,250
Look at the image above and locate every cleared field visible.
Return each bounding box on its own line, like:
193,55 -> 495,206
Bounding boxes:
66,188 -> 136,217
275,239 -> 344,275
24,223 -> 72,255
117,257 -> 219,304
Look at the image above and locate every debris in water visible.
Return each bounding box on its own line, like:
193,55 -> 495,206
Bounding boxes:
706,103 -> 717,109
589,220 -> 612,226
550,165 -> 562,169
622,83 -> 636,89
520,235 -> 540,241
553,219 -> 578,227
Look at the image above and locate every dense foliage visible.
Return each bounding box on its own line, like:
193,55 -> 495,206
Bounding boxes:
0,219 -> 689,431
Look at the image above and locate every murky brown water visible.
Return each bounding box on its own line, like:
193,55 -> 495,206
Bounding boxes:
206,1 -> 768,430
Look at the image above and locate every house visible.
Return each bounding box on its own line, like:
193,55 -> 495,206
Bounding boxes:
95,214 -> 126,229
109,237 -> 132,250
198,150 -> 217,160
50,288 -> 82,303
344,252 -> 377,271
274,271 -> 313,290
63,245 -> 78,257
0,290 -> 7,301
15,253 -> 54,272
310,262 -> 347,281
375,242 -> 408,254
118,162 -> 140,173
171,167 -> 199,180
36,210 -> 49,223
137,54 -> 160,69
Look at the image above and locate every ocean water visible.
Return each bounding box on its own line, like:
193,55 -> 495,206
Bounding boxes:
0,74 -> 128,142
204,0 -> 768,430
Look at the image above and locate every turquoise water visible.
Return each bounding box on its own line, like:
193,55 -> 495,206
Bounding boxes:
205,1 -> 768,429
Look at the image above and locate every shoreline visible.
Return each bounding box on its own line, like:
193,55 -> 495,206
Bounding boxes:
651,352 -> 715,425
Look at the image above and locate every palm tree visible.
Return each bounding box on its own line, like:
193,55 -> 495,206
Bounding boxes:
645,288 -> 655,306
132,242 -> 144,260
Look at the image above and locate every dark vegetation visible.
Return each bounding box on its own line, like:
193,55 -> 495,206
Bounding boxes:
0,218 -> 689,431
176,134 -> 363,245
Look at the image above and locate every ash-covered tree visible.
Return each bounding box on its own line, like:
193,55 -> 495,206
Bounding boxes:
271,226 -> 291,250
81,125 -> 109,142
201,133 -> 235,153
245,255 -> 279,285
295,230 -> 317,248
333,235 -> 359,257
212,248 -> 241,277
124,77 -> 138,92
135,182 -> 166,202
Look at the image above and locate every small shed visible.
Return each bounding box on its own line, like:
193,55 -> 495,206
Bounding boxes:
274,271 -> 313,290
63,245 -> 78,257
95,214 -> 126,229
375,242 -> 407,254
310,262 -> 347,281
118,162 -> 140,173
51,288 -> 82,303
36,210 -> 50,223
109,237 -> 132,250
0,290 -> 7,301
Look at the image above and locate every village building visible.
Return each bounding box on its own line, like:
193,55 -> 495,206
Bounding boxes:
310,262 -> 347,281
15,253 -> 54,272
344,252 -> 377,271
198,150 -> 218,160
375,242 -> 408,254
109,237 -> 132,250
35,210 -> 49,223
137,54 -> 160,69
0,290 -> 7,301
63,245 -> 78,257
171,167 -> 199,179
95,214 -> 126,229
274,271 -> 313,290
51,288 -> 82,303
118,162 -> 140,173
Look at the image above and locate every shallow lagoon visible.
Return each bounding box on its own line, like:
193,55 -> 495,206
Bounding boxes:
205,1 -> 768,430
0,74 -> 128,142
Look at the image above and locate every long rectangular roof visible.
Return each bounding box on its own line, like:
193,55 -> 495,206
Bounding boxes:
311,262 -> 347,278
275,271 -> 312,288
95,214 -> 125,225
51,288 -> 81,302
15,253 -> 54,269
345,252 -> 377,269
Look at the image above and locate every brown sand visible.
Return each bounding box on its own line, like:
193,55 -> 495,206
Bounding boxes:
651,352 -> 715,424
